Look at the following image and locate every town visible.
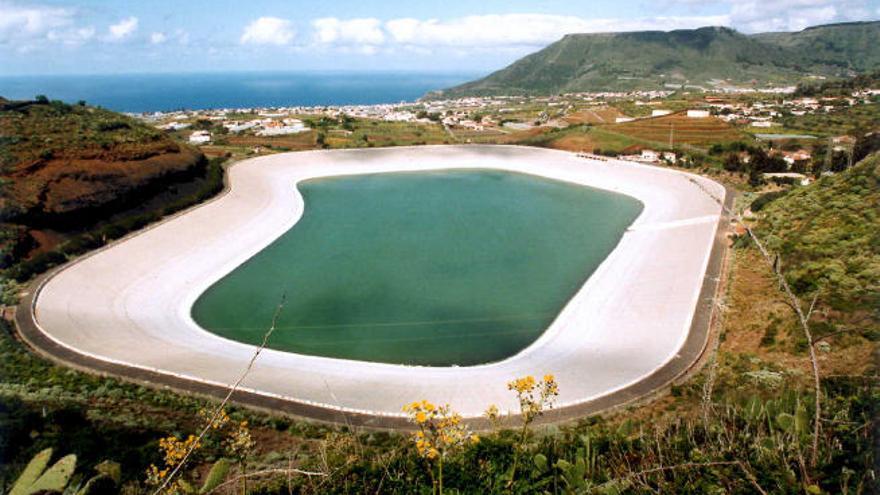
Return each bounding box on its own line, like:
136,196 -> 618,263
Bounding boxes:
134,82 -> 878,189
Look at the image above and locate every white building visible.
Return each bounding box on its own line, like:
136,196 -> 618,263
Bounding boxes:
640,149 -> 660,162
383,111 -> 416,122
188,130 -> 211,144
224,120 -> 260,133
651,109 -> 672,117
255,119 -> 309,136
615,117 -> 635,123
686,109 -> 710,118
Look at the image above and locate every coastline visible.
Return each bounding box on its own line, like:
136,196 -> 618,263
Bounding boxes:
17,145 -> 728,427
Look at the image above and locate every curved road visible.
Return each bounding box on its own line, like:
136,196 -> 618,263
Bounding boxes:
17,145 -> 729,428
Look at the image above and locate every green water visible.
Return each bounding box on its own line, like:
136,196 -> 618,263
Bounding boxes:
191,169 -> 642,366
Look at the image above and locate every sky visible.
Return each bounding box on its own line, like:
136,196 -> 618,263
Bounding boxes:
1,0 -> 878,75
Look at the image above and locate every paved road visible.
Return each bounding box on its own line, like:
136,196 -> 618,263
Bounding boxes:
18,145 -> 728,427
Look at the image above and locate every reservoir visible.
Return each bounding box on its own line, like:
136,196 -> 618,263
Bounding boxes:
191,169 -> 642,366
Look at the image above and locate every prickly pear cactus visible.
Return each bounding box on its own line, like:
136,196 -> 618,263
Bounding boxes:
9,448 -> 77,495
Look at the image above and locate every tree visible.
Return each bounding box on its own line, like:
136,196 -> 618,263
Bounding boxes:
723,153 -> 743,172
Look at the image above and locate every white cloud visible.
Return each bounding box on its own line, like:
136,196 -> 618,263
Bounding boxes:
664,0 -> 866,32
384,14 -> 731,48
729,0 -> 839,31
240,16 -> 295,45
312,17 -> 385,46
47,26 -> 95,46
0,2 -> 74,44
108,16 -> 138,40
150,31 -> 167,44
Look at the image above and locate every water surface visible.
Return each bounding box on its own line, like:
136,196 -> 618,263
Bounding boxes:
192,170 -> 642,366
0,71 -> 479,112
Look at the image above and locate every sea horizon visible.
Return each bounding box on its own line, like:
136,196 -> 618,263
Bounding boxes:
0,70 -> 484,113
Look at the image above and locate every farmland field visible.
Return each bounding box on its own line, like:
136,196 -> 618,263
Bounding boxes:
563,106 -> 623,124
225,131 -> 318,151
608,113 -> 745,146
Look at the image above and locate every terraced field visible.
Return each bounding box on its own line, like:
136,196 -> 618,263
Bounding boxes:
609,113 -> 745,146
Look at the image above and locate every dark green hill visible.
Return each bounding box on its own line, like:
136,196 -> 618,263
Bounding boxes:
439,21 -> 880,96
753,21 -> 880,72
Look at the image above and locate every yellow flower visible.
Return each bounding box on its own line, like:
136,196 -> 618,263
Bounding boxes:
415,411 -> 427,424
543,374 -> 555,383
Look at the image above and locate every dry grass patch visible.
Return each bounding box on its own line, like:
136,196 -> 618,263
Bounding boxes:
563,106 -> 623,125
722,248 -> 876,378
226,132 -> 318,151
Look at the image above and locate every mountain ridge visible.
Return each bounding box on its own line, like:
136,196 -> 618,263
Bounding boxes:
438,21 -> 880,97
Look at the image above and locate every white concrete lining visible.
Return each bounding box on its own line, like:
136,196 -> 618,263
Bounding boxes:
32,145 -> 725,418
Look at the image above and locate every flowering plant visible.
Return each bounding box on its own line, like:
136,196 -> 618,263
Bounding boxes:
403,400 -> 478,494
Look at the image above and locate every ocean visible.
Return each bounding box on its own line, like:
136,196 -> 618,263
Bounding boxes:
0,71 -> 481,113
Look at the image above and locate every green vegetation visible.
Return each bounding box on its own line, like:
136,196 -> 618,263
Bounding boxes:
3,155 -> 877,494
441,22 -> 880,96
317,118 -> 450,148
1,91 -> 877,493
9,448 -> 77,495
793,70 -> 880,97
779,103 -> 880,137
7,448 -> 120,495
0,98 -> 167,168
515,116 -> 747,169
758,153 -> 880,310
753,22 -> 880,73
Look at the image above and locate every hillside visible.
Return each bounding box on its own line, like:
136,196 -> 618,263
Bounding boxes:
753,21 -> 880,72
0,98 -> 218,272
439,22 -> 880,96
758,153 -> 880,311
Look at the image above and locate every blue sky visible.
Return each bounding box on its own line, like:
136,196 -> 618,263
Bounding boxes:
1,0 -> 878,75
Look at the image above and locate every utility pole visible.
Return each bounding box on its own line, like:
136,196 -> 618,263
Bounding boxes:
669,121 -> 674,150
